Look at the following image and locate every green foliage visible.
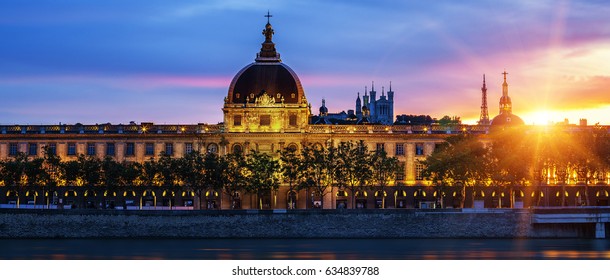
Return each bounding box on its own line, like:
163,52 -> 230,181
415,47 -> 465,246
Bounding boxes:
422,134 -> 490,207
245,150 -> 280,209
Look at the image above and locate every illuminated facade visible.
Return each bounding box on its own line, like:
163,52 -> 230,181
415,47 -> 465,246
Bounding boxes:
1,17 -> 609,210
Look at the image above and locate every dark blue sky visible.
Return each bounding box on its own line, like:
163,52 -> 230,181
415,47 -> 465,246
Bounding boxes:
2,0 -> 610,125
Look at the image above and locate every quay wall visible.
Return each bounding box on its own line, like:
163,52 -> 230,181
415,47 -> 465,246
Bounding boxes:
0,209 -> 597,239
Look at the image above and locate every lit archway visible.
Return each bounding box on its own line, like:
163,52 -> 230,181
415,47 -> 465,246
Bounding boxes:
84,190 -> 97,209
374,190 -> 387,209
142,190 -> 157,209
64,190 -> 78,209
182,190 -> 195,208
394,190 -> 407,208
103,190 -> 117,209
6,190 -> 19,208
355,191 -> 367,209
336,190 -> 348,209
25,190 -> 38,208
123,190 -> 136,209
205,190 -> 219,209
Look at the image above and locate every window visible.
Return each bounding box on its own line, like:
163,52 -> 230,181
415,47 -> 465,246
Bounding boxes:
376,143 -> 385,152
207,143 -> 218,154
233,115 -> 242,126
232,144 -> 242,154
260,115 -> 271,126
415,143 -> 424,156
396,162 -> 405,181
185,143 -> 193,155
125,142 -> 135,156
289,115 -> 297,126
145,143 -> 154,156
9,143 -> 18,156
106,143 -> 115,156
28,143 -> 37,156
165,143 -> 174,156
47,143 -> 56,156
67,143 -> 76,156
415,163 -> 425,181
395,143 -> 404,156
87,143 -> 96,156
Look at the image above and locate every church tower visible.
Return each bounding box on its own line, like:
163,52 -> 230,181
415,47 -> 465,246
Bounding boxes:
499,70 -> 512,115
490,69 -> 524,127
387,82 -> 394,124
369,82 -> 376,122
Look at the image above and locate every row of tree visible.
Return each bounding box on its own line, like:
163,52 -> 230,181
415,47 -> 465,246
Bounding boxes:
0,141 -> 401,209
422,126 -> 610,208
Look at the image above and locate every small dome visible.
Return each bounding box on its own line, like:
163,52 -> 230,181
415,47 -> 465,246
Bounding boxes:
490,112 -> 524,126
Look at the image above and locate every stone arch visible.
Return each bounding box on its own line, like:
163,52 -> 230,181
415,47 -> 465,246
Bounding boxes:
287,190 -> 298,209
355,191 -> 367,209
374,190 -> 387,209
232,143 -> 243,154
207,143 -> 219,154
205,190 -> 220,209
287,143 -> 298,151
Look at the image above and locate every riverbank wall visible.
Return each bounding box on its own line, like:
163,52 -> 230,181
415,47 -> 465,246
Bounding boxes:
0,209 -> 599,238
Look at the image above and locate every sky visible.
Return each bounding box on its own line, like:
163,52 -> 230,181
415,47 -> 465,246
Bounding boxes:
1,0 -> 609,126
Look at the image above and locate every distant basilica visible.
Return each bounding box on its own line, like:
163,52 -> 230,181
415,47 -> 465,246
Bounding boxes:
314,82 -> 394,125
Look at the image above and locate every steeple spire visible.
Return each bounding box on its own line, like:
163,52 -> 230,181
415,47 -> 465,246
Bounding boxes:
499,70 -> 512,115
256,11 -> 280,62
501,70 -> 509,97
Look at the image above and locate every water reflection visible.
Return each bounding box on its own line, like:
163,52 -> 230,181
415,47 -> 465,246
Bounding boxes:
1,239 -> 609,260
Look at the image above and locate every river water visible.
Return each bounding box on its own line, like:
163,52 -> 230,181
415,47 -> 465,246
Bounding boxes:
1,238 -> 609,260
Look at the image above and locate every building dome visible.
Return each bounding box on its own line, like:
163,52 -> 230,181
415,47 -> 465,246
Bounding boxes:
226,14 -> 304,105
222,14 -> 311,133
227,62 -> 304,104
490,112 -> 524,126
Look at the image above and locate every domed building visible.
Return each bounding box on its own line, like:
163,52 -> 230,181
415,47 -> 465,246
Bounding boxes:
490,71 -> 524,127
223,16 -> 310,134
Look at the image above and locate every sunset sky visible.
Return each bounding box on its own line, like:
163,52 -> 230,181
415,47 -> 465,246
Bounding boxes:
1,0 -> 609,126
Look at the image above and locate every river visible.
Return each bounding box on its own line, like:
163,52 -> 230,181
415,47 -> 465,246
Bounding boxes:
1,238 -> 609,260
